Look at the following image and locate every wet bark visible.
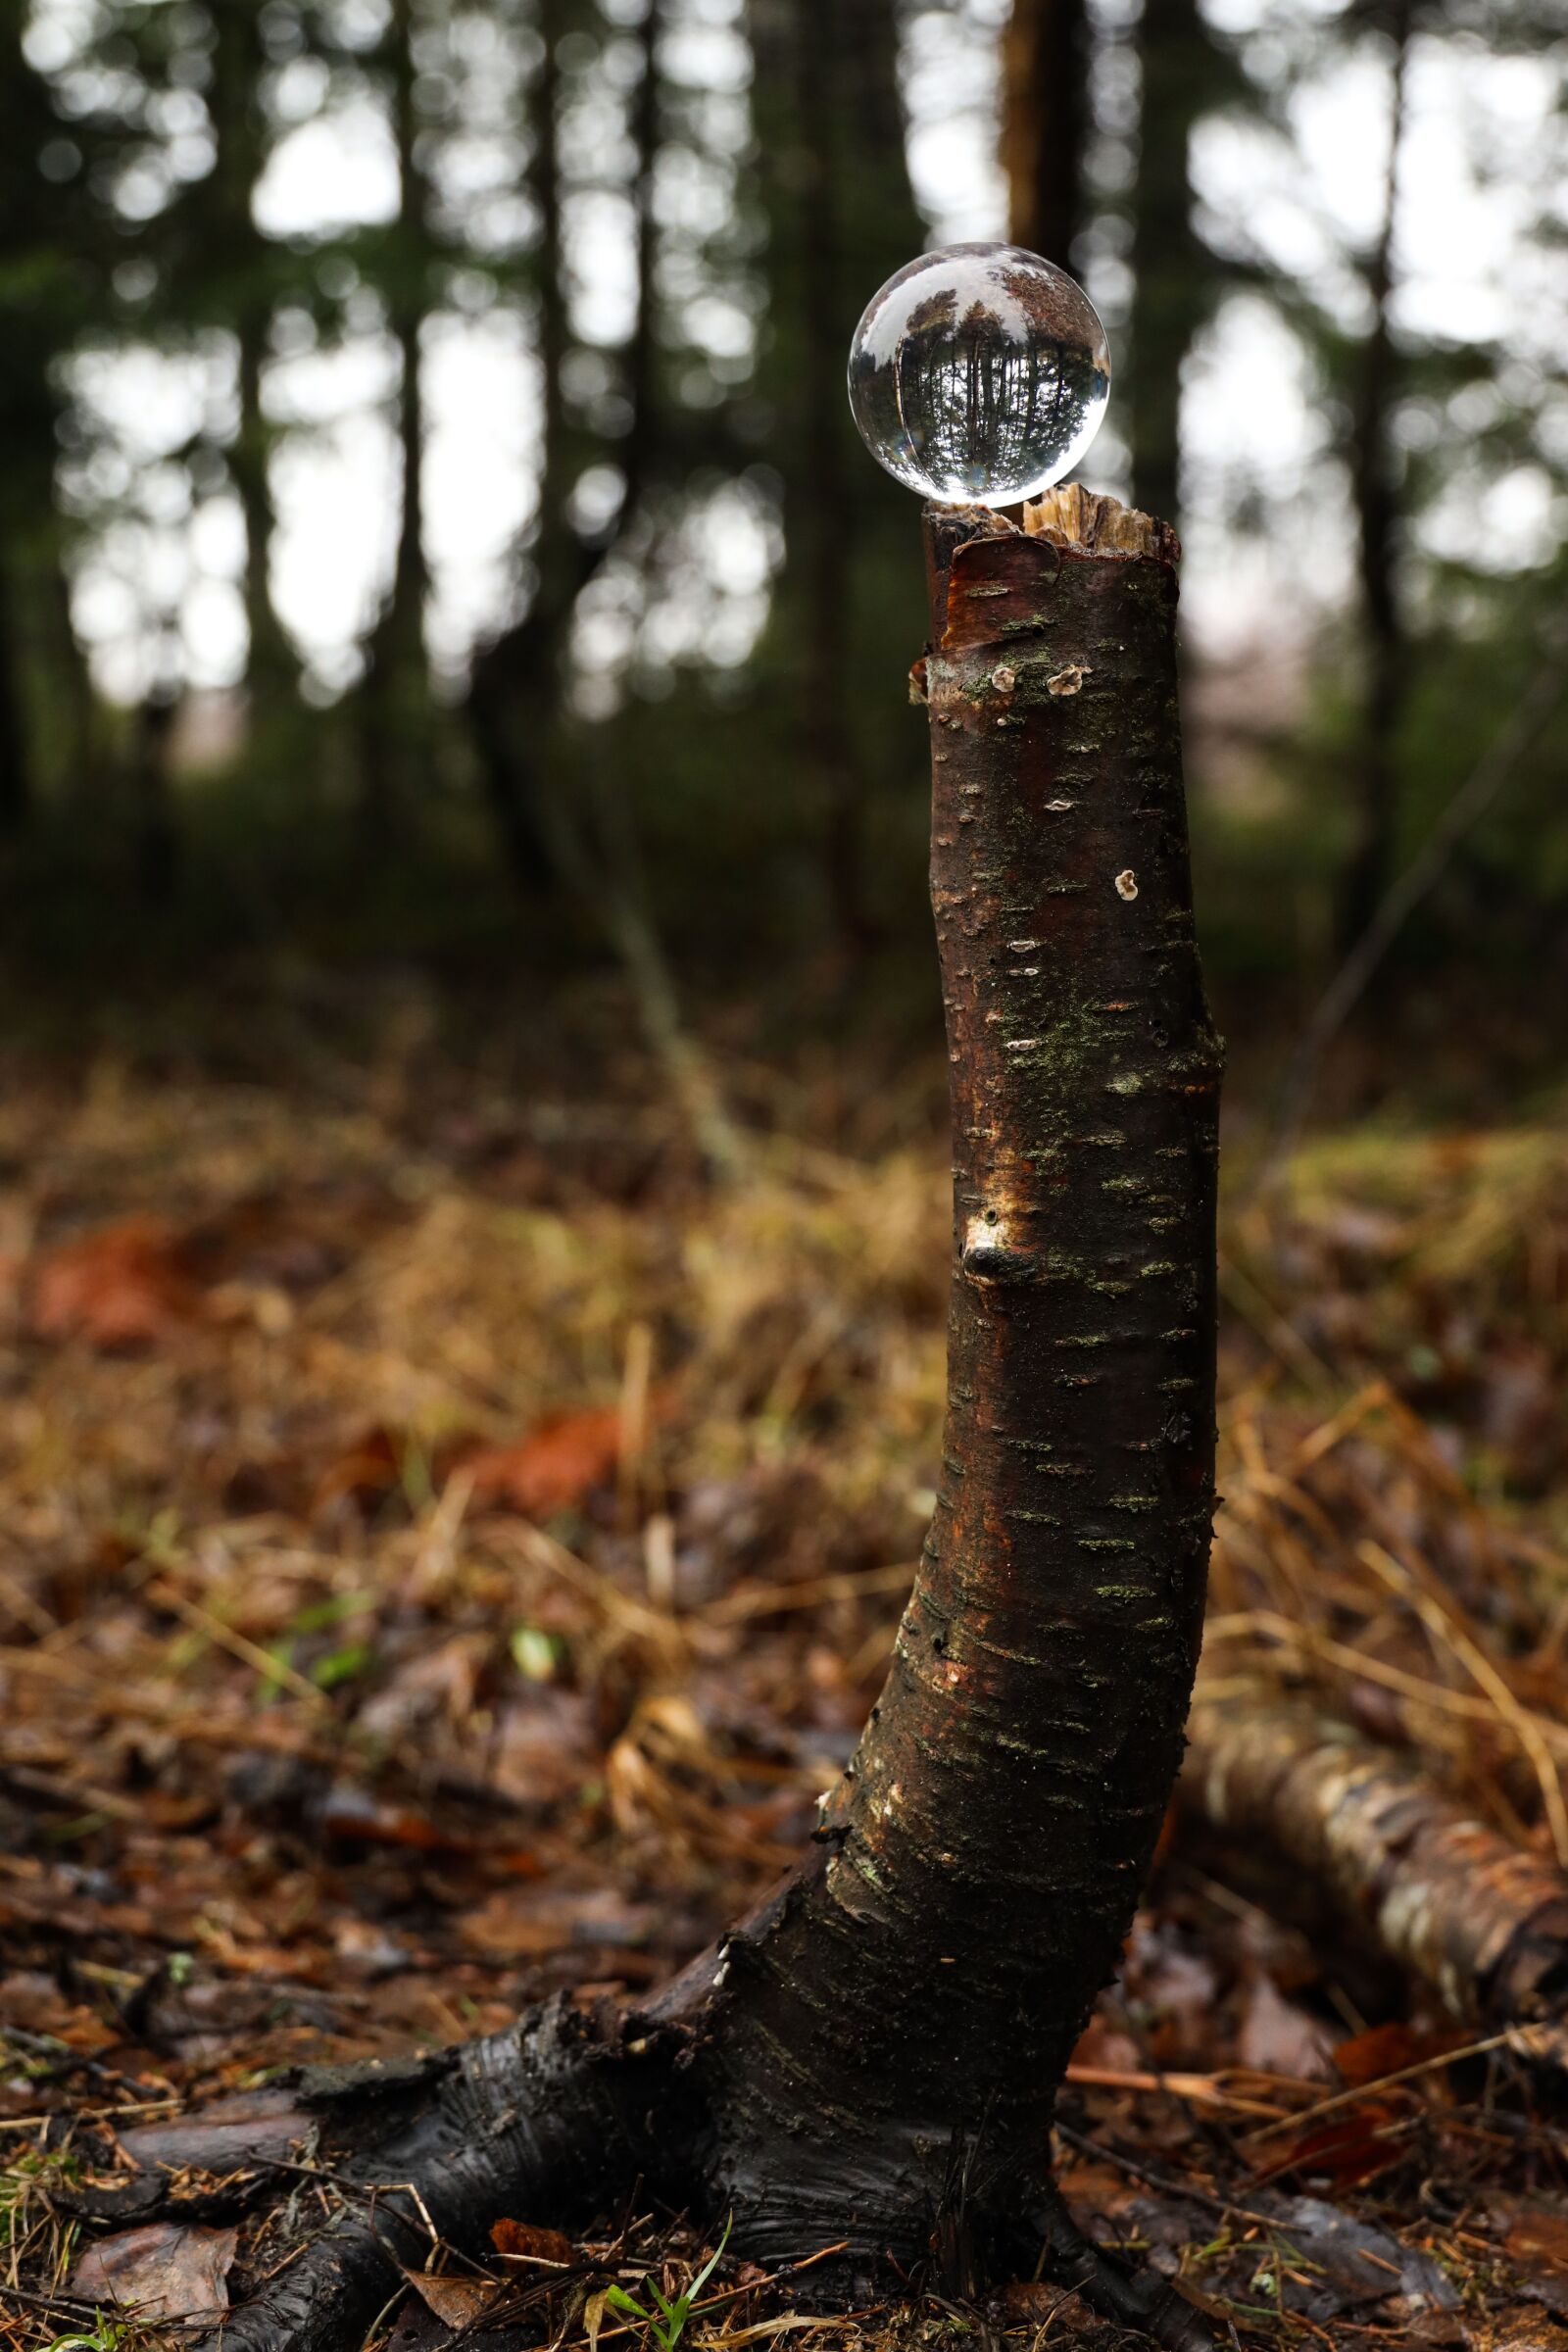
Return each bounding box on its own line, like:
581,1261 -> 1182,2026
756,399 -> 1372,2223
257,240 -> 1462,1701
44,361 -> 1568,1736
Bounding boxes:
1186,1695 -> 1568,2033
694,492 -> 1219,2287
179,495 -> 1218,2352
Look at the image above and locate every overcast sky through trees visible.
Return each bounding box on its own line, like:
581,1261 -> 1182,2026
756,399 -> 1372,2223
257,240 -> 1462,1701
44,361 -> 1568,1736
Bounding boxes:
31,0 -> 1565,710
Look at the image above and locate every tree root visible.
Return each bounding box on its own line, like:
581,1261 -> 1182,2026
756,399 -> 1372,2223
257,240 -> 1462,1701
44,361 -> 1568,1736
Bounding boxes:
1023,2194 -> 1217,2352
192,2000 -> 665,2352
92,1985 -> 1212,2352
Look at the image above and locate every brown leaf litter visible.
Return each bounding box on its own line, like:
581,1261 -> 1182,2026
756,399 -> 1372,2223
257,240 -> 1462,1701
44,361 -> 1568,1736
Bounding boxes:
2,1056 -> 1568,2347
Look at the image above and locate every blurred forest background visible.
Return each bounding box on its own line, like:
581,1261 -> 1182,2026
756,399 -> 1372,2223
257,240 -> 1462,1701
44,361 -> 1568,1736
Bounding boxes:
0,0 -> 1563,1125
5,10 -> 1568,2337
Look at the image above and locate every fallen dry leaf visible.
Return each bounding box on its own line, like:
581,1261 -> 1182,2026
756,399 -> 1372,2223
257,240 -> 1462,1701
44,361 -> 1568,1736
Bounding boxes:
312,1423 -> 406,1515
29,1217 -> 202,1349
585,2284 -> 611,2352
491,2217 -> 575,2265
401,2264 -> 501,2328
1507,2209 -> 1568,2274
464,1404 -> 627,1520
71,2221 -> 237,2320
1235,1971 -> 1334,2080
1332,2021 -> 1464,2087
1253,2100 -> 1406,2190
1257,2193 -> 1459,2319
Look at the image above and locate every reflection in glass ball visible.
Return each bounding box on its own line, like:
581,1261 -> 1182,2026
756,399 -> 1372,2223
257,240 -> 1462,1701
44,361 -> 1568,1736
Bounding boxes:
847,243 -> 1110,508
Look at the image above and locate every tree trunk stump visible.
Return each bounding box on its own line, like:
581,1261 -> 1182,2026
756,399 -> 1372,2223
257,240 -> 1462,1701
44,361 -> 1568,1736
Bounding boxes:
187,491 -> 1220,2352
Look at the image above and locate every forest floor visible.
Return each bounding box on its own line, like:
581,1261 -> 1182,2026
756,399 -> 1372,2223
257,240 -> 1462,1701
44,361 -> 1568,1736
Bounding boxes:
2,1027 -> 1568,2352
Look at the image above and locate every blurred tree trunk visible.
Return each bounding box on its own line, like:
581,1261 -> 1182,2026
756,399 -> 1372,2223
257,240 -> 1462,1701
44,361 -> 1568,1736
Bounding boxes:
233,328 -> 287,690
1339,0 -> 1412,951
0,549 -> 28,831
360,0 -> 432,833
209,4 -> 290,696
467,0 -> 658,886
47,559 -> 98,812
130,688 -> 178,906
0,0 -> 95,830
1127,0 -> 1209,533
1001,0 -> 1089,269
748,0 -> 923,955
796,0 -> 861,946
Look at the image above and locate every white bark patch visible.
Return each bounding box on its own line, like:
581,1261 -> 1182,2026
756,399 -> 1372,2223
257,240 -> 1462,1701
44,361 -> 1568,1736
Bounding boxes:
1047,663 -> 1091,697
964,1213 -> 1009,1261
991,664 -> 1016,692
1115,869 -> 1139,901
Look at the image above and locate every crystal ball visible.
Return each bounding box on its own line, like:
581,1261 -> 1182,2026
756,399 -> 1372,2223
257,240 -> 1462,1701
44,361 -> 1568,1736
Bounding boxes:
847,243 -> 1110,508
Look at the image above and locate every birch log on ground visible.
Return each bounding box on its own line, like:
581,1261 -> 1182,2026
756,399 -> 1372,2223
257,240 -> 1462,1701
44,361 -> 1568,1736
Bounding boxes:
1186,1693 -> 1568,2034
158,490 -> 1222,2352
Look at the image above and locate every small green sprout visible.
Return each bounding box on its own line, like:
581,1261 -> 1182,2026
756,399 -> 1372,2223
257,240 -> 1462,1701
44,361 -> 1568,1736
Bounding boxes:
603,2217 -> 732,2352
510,1623 -> 561,1682
42,2323 -> 127,2352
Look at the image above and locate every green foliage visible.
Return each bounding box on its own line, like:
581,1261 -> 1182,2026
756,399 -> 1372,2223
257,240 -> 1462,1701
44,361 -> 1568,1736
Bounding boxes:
604,2217 -> 732,2352
41,2320 -> 128,2352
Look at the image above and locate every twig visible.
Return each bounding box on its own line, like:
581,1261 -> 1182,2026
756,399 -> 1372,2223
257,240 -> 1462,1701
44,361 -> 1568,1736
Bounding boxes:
1199,1612 -> 1568,1756
1054,2118 -> 1282,2234
1239,2031 -> 1514,2144
1063,2065 -> 1291,2121
1355,1538 -> 1568,1868
704,1562 -> 915,1624
0,2283 -> 107,2320
146,1578 -> 331,1710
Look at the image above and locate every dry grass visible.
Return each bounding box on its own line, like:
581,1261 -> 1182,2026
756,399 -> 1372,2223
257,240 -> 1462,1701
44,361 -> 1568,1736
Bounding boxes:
2,1050 -> 1568,2346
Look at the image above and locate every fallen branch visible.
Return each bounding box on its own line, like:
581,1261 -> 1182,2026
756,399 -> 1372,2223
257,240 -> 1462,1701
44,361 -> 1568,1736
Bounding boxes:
1184,1694 -> 1568,2033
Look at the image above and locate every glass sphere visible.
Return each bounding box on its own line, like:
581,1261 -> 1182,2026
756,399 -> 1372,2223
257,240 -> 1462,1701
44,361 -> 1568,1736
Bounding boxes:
847,243 -> 1110,508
